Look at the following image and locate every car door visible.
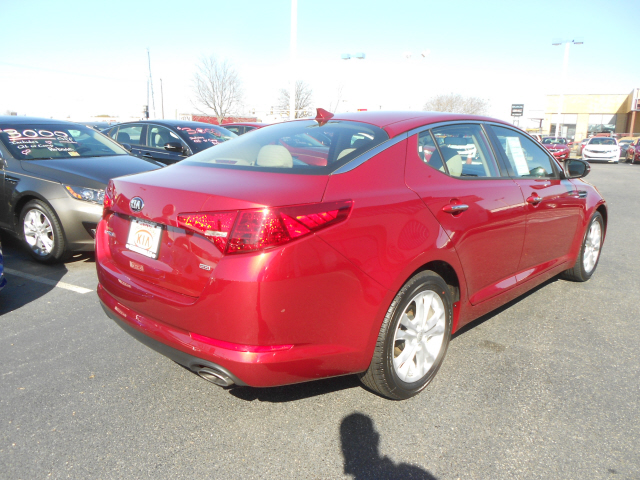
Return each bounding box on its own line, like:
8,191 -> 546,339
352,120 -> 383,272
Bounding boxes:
488,125 -> 583,278
405,123 -> 527,305
140,124 -> 190,165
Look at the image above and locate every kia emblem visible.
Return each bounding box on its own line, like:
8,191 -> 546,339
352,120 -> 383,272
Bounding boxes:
130,197 -> 144,212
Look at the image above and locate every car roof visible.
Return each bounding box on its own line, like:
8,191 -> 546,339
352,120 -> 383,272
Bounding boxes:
323,111 -> 511,138
223,122 -> 268,127
0,116 -> 83,126
112,119 -> 231,129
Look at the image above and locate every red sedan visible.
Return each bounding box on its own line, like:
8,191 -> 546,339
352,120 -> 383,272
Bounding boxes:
626,138 -> 640,164
97,109 -> 606,399
541,137 -> 571,161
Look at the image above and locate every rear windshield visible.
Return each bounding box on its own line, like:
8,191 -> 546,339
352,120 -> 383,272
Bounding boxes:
181,120 -> 389,174
174,124 -> 236,152
542,137 -> 567,144
588,138 -> 617,145
0,124 -> 127,160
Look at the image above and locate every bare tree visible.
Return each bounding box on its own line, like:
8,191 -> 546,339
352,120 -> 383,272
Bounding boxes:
277,80 -> 313,118
192,55 -> 243,124
423,93 -> 489,115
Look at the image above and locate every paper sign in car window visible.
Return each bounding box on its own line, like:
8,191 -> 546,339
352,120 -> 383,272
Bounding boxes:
505,137 -> 530,176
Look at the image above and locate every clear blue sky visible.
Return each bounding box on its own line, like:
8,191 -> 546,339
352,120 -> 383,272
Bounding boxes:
1,0 -> 638,121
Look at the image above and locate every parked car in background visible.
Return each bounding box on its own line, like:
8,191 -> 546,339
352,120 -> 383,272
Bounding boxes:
82,121 -> 111,132
582,136 -> 620,163
222,122 -> 268,136
0,117 -> 160,263
103,120 -> 236,165
97,109 -> 606,400
618,137 -> 637,158
0,237 -> 6,291
579,137 -> 590,156
541,137 -> 570,161
626,138 -> 640,164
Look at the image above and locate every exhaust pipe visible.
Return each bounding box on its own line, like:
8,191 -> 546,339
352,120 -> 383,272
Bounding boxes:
196,366 -> 235,387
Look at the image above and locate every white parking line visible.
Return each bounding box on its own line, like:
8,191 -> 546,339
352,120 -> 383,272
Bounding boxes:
3,268 -> 93,294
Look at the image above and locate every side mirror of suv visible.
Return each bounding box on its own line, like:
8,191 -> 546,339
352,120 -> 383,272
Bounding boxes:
565,159 -> 590,179
164,142 -> 185,153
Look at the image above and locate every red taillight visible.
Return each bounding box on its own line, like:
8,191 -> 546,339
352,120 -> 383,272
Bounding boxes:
177,211 -> 238,253
178,200 -> 352,255
103,180 -> 114,217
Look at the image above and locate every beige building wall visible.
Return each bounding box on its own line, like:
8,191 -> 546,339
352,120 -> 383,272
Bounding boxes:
544,91 -> 636,140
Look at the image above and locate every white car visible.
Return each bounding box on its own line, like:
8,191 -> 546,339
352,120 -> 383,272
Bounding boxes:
582,137 -> 620,163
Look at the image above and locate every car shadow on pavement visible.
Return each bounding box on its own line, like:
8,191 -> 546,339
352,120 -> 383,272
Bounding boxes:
340,413 -> 437,480
0,233 -> 68,315
228,374 -> 361,402
451,277 -> 559,340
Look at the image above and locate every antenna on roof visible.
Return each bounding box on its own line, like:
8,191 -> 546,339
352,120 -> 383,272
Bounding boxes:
315,108 -> 334,126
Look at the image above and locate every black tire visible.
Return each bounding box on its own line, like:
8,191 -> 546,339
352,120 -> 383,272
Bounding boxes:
561,211 -> 604,282
359,271 -> 452,400
19,199 -> 68,264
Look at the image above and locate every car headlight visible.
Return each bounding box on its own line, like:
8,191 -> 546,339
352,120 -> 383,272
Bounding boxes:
64,185 -> 105,205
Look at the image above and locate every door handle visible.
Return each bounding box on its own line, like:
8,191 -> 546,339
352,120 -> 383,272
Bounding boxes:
442,204 -> 469,214
142,153 -> 154,158
526,194 -> 542,205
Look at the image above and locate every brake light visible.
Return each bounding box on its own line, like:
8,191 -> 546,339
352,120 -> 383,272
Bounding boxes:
178,200 -> 352,255
177,211 -> 238,253
103,180 -> 114,217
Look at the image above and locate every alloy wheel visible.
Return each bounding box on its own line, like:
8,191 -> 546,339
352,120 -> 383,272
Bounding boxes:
23,209 -> 55,257
392,290 -> 446,383
583,220 -> 602,274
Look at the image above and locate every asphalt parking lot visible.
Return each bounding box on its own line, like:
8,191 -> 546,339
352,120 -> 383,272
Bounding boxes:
1,163 -> 639,480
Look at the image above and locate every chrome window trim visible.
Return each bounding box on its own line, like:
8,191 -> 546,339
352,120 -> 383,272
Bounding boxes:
331,133 -> 408,174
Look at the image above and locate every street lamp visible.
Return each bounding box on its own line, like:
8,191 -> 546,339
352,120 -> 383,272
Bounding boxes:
341,53 -> 366,112
552,38 -> 583,138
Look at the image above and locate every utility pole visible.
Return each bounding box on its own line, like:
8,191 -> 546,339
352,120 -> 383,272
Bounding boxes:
147,48 -> 156,118
160,79 -> 165,119
289,0 -> 297,120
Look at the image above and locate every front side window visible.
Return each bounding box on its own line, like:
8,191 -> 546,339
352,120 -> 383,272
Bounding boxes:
430,124 -> 500,178
492,126 -> 557,178
183,120 -> 389,174
147,125 -> 182,149
0,124 -> 127,160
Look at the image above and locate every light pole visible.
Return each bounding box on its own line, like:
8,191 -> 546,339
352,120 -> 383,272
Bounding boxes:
341,53 -> 365,111
290,0 -> 297,120
552,38 -> 583,137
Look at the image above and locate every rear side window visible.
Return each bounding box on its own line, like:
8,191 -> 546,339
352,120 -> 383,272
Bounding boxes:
430,124 -> 500,178
116,125 -> 144,145
183,120 -> 389,175
492,126 -> 557,178
417,131 -> 444,171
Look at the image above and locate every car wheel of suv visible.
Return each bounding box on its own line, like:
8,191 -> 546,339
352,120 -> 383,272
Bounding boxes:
561,212 -> 603,282
19,200 -> 68,263
359,271 -> 452,400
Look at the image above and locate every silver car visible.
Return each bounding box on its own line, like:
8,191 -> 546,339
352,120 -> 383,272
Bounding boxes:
0,117 -> 161,263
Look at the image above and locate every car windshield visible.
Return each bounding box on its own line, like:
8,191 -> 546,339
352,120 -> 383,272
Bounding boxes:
182,120 -> 389,175
619,139 -> 632,145
589,138 -> 617,145
0,123 -> 127,160
542,138 -> 567,144
174,124 -> 237,153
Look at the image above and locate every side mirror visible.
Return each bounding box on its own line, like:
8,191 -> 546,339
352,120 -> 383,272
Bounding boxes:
121,143 -> 132,152
565,159 -> 590,179
164,142 -> 185,153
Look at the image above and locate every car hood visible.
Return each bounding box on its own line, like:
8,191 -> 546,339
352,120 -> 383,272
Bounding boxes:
584,144 -> 618,152
542,144 -> 569,150
20,155 -> 161,189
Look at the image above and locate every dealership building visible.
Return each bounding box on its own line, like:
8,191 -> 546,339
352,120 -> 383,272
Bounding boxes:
543,88 -> 640,141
